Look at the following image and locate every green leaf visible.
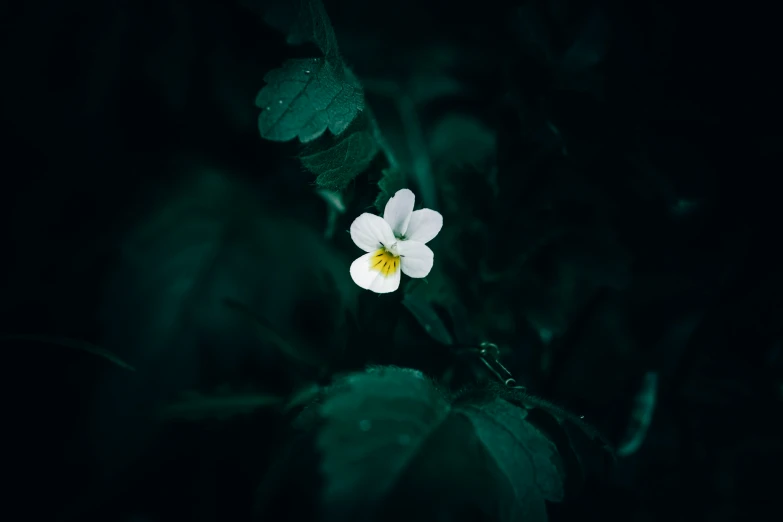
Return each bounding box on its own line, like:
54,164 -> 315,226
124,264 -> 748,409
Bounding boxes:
1,334 -> 135,371
487,384 -> 615,493
318,366 -> 451,520
499,385 -> 615,457
261,0 -> 341,65
457,398 -> 565,520
315,366 -> 565,521
401,292 -> 454,345
299,113 -> 378,191
94,166 -> 357,476
256,58 -> 364,143
373,166 -> 406,212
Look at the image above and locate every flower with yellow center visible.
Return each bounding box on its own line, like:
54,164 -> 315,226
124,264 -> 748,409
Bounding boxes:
349,188 -> 443,293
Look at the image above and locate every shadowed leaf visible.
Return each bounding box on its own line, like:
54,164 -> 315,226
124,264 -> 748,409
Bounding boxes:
314,366 -> 566,521
299,114 -> 378,191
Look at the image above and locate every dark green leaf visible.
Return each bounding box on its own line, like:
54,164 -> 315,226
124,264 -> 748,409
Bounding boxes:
401,292 -> 454,345
456,398 -> 565,521
1,334 -> 135,371
373,166 -> 407,212
262,0 -> 341,65
318,367 -> 451,519
93,167 -> 356,477
494,384 -> 616,475
315,366 -> 566,522
256,58 -> 364,143
299,115 -> 378,191
502,386 -> 610,446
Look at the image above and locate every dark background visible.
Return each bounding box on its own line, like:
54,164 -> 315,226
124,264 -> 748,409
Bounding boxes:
2,0 -> 782,521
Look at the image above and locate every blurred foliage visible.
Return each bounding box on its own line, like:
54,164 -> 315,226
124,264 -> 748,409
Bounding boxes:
2,0 -> 782,521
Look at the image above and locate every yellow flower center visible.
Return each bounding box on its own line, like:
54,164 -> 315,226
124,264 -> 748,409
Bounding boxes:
370,247 -> 400,277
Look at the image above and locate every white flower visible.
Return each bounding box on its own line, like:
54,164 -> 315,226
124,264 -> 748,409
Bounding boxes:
349,188 -> 443,293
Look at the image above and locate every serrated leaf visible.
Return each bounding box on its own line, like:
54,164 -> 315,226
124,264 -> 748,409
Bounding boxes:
261,0 -> 341,65
1,334 -> 135,371
318,366 -> 451,519
373,167 -> 406,212
315,366 -> 565,522
456,398 -> 565,514
494,384 -> 615,471
256,58 -> 364,143
299,117 -> 378,191
515,392 -> 601,439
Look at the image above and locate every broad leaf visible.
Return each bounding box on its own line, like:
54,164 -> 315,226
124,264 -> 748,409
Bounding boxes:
457,398 -> 565,521
315,366 -> 566,522
493,384 -> 615,480
92,166 -> 356,478
318,367 -> 452,519
299,113 -> 378,191
256,58 -> 364,143
401,292 -> 454,346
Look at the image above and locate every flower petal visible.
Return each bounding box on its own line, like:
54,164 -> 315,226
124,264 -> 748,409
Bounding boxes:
350,213 -> 396,252
383,188 -> 415,237
404,209 -> 443,244
350,251 -> 401,293
398,240 -> 434,278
